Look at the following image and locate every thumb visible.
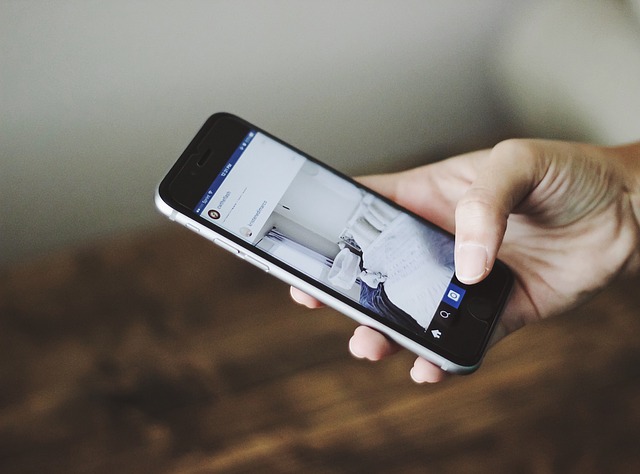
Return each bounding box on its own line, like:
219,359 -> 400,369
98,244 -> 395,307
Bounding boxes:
454,140 -> 543,284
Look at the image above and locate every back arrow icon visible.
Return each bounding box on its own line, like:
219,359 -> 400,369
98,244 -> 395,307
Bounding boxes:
431,329 -> 442,339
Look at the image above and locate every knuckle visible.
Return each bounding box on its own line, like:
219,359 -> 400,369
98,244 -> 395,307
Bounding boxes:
456,188 -> 502,218
490,138 -> 540,164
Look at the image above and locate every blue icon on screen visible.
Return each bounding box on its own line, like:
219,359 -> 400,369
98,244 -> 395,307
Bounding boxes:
443,283 -> 466,309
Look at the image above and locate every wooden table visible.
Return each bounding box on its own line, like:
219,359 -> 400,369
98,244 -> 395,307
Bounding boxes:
1,225 -> 639,473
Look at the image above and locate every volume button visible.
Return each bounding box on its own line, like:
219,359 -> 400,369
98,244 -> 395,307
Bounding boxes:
213,238 -> 239,255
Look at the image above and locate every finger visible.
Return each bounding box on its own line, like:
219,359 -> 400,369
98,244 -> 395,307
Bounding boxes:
349,325 -> 402,360
410,357 -> 448,384
454,140 -> 545,284
357,150 -> 488,233
354,173 -> 403,201
289,287 -> 325,309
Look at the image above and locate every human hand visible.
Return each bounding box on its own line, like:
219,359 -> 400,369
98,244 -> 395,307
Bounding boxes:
291,139 -> 640,383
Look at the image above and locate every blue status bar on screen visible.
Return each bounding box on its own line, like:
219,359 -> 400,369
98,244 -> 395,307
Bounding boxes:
194,130 -> 256,213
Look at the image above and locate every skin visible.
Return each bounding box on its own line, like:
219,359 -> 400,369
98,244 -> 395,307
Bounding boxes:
291,139 -> 640,383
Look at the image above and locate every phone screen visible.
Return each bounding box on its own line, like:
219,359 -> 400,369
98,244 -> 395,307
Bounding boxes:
194,130 -> 463,335
159,114 -> 512,370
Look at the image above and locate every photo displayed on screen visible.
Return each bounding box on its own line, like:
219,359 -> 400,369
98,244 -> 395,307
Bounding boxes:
195,131 -> 456,334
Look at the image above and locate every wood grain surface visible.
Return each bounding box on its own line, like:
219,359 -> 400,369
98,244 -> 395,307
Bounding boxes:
1,225 -> 639,473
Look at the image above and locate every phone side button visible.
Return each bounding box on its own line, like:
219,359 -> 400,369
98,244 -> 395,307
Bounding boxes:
185,223 -> 200,234
213,238 -> 240,255
243,255 -> 270,273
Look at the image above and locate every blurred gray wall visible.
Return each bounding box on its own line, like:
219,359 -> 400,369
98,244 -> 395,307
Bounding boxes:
2,1 -> 523,265
4,1 -> 639,266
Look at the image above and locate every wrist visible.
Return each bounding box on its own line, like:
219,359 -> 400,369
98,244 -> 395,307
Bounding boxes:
609,142 -> 640,277
611,141 -> 640,184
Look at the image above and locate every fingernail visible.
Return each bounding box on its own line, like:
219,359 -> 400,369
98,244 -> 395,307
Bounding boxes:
348,337 -> 365,359
410,367 -> 426,384
456,242 -> 489,283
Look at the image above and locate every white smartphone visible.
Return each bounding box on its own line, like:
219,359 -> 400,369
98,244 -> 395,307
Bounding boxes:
156,113 -> 512,374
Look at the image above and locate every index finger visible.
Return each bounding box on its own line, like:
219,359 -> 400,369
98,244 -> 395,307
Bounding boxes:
290,286 -> 324,308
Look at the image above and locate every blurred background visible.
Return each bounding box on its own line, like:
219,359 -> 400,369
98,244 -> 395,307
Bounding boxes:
1,1 -> 640,473
3,0 -> 638,266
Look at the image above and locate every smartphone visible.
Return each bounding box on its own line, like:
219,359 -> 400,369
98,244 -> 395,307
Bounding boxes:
156,113 -> 512,374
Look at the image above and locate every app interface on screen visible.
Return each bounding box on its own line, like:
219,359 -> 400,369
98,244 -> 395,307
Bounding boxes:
195,131 -> 460,334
